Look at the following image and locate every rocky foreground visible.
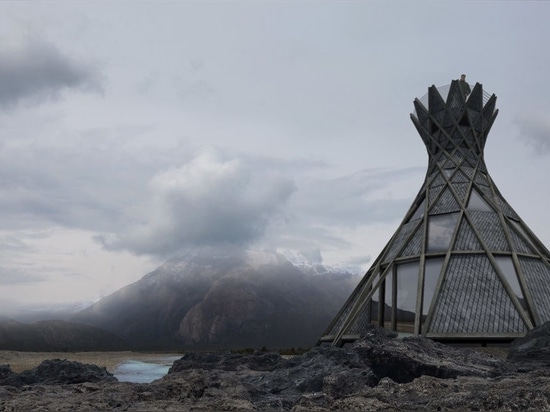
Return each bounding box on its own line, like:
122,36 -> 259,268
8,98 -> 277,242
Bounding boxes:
1,326 -> 550,411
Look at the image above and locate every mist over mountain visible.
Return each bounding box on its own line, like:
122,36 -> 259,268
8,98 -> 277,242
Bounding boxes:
1,302 -> 96,324
73,249 -> 359,350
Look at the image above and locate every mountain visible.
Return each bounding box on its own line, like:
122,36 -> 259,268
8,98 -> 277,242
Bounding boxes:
0,319 -> 127,351
74,249 -> 359,350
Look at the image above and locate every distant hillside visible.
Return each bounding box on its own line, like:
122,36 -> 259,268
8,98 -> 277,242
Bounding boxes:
74,250 -> 358,350
0,319 -> 127,351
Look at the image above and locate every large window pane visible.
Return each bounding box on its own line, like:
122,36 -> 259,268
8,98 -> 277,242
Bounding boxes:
410,199 -> 426,221
370,273 -> 380,324
467,189 -> 492,212
423,258 -> 444,317
384,274 -> 393,329
396,261 -> 419,333
495,256 -> 527,310
427,213 -> 459,251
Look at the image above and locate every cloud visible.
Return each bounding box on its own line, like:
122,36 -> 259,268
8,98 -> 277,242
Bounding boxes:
516,112 -> 550,155
0,36 -> 102,109
0,234 -> 31,252
0,132 -> 151,232
0,266 -> 45,285
258,166 -> 425,269
99,147 -> 296,257
0,109 -> 424,270
293,167 -> 424,226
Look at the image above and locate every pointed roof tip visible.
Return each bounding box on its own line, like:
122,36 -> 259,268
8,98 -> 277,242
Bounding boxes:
414,78 -> 495,116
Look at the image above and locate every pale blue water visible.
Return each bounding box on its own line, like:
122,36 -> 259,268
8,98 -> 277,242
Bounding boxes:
114,356 -> 181,383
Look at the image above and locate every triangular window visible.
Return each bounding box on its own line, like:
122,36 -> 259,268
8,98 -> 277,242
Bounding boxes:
410,199 -> 426,221
427,213 -> 459,251
467,188 -> 493,212
495,256 -> 528,311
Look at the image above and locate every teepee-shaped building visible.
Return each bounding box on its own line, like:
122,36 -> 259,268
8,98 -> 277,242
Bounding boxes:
319,78 -> 550,346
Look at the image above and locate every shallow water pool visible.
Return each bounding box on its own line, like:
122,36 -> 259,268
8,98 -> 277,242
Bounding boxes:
114,356 -> 181,383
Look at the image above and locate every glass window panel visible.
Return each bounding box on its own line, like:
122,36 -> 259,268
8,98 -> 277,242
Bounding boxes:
423,258 -> 444,316
427,213 -> 459,251
495,256 -> 527,310
467,189 -> 492,212
370,272 -> 380,289
396,261 -> 419,333
410,199 -> 425,221
370,273 -> 380,323
384,274 -> 393,329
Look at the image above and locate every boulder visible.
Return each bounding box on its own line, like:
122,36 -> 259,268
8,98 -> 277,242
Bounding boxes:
353,327 -> 508,382
0,364 -> 19,387
169,350 -> 289,373
0,359 -> 117,387
508,321 -> 550,364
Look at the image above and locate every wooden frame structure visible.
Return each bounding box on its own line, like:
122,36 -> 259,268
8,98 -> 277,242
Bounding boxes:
318,79 -> 550,346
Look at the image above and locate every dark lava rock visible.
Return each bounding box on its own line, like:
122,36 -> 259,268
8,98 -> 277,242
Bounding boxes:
1,359 -> 117,387
0,364 -> 19,387
164,326 -> 508,409
169,350 -> 289,373
3,327 -> 540,410
353,328 -> 508,383
168,351 -> 224,372
508,321 -> 550,364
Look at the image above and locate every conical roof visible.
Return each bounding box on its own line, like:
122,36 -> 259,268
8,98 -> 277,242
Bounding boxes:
319,79 -> 550,346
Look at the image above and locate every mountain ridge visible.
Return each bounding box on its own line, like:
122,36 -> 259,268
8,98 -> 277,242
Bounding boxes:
73,249 -> 359,349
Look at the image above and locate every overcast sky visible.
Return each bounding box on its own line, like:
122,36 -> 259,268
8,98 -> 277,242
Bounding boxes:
1,1 -> 550,308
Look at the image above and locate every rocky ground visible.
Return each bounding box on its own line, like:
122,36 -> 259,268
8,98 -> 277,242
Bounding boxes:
0,351 -> 182,373
1,325 -> 550,410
